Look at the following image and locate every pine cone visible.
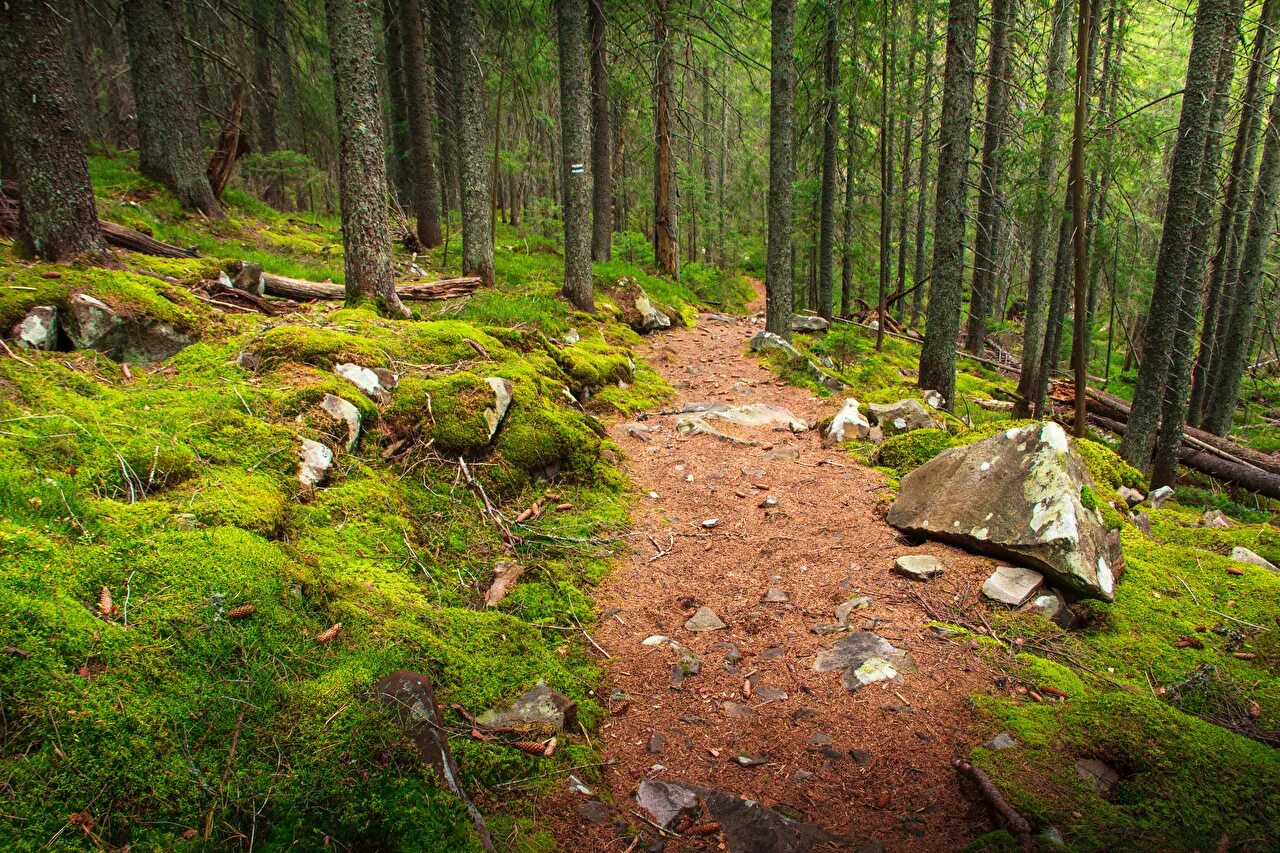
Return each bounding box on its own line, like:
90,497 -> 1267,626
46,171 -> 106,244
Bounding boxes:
98,586 -> 114,617
314,622 -> 343,643
510,740 -> 547,757
226,604 -> 257,620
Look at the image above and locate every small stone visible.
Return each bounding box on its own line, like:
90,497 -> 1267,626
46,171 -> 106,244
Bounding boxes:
762,588 -> 789,603
814,631 -> 916,691
1075,758 -> 1120,795
635,780 -> 698,829
1201,509 -> 1233,529
477,680 -> 577,731
713,642 -> 742,664
808,731 -> 832,745
562,328 -> 581,344
1117,486 -> 1145,507
826,398 -> 872,445
701,518 -> 719,529
792,768 -> 814,782
236,350 -> 262,371
894,555 -> 945,581
734,754 -> 768,767
320,393 -> 362,450
759,646 -> 787,660
1131,512 -> 1153,537
759,494 -> 779,508
835,596 -> 872,624
1150,485 -> 1175,508
623,423 -> 652,442
867,398 -> 943,434
1040,827 -> 1067,847
12,305 -> 58,350
685,606 -> 727,631
1023,589 -> 1075,629
987,732 -> 1018,750
850,748 -> 873,766
982,566 -> 1044,607
484,377 -> 513,441
764,445 -> 799,461
1231,546 -> 1278,571
975,398 -> 1016,411
334,362 -> 392,404
298,438 -> 333,489
648,731 -> 666,753
721,701 -> 756,718
575,800 -> 613,825
922,389 -> 945,409
753,685 -> 788,703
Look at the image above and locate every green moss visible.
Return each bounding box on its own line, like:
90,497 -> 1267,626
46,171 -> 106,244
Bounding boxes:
876,429 -> 956,474
1073,437 -> 1146,491
1081,485 -> 1099,511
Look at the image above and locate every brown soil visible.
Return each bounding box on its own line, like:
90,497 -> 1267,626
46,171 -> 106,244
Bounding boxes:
543,289 -> 1002,851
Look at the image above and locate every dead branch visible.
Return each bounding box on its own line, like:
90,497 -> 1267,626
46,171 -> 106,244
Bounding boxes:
953,759 -> 1034,852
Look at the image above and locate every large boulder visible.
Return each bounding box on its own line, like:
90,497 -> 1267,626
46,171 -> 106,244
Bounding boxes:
885,422 -> 1123,600
12,305 -> 59,350
64,293 -> 194,363
825,398 -> 871,444
791,315 -> 830,333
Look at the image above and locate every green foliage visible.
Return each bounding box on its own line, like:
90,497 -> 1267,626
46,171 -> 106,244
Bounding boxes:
876,429 -> 956,474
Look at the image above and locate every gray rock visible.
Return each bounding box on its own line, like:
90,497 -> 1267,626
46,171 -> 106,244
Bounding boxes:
1131,512 -> 1153,538
734,754 -> 769,767
826,399 -> 872,445
975,398 -> 1016,411
814,631 -> 917,691
722,701 -> 757,718
762,588 -> 789,603
1117,486 -> 1145,507
64,293 -> 193,363
575,801 -> 613,825
922,389 -> 945,409
695,403 -> 808,432
484,377 -> 513,441
1201,509 -> 1233,528
334,362 -> 393,405
12,305 -> 58,350
835,596 -> 872,624
236,350 -> 262,371
885,422 -> 1123,600
562,328 -> 581,344
648,731 -> 667,753
867,398 -> 943,435
1040,827 -> 1067,847
791,315 -> 830,333
320,393 -> 361,450
893,554 -> 945,581
372,671 -> 457,788
1023,588 -> 1075,629
633,291 -> 672,333
477,681 -> 577,731
685,606 -> 727,631
298,438 -> 333,489
982,566 -> 1044,607
1150,485 -> 1175,508
1231,546 -> 1278,571
987,732 -> 1019,750
748,331 -> 847,392
763,445 -> 800,462
635,780 -> 699,829
1075,758 -> 1120,795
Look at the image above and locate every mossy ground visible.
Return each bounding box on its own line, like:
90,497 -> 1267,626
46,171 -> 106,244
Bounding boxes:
0,153 -> 749,850
756,313 -> 1280,850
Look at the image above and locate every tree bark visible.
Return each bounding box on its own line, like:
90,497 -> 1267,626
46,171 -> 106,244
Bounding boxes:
1152,0 -> 1242,484
966,0 -> 1018,354
840,95 -> 858,318
122,0 -> 222,218
589,0 -> 613,260
911,3 -> 938,330
1034,205 -> 1074,417
918,0 -> 979,408
0,0 -> 107,260
895,6 -> 917,326
252,4 -> 283,208
653,0 -> 679,278
1191,0 -> 1280,425
450,0 -> 495,286
428,0 -> 458,213
401,0 -> 443,248
1069,0 -> 1093,437
816,0 -> 840,320
1120,0 -> 1230,470
324,0 -> 406,316
1016,0 -> 1072,412
557,0 -> 594,311
1203,61 -> 1280,435
877,4 -> 895,351
765,0 -> 797,338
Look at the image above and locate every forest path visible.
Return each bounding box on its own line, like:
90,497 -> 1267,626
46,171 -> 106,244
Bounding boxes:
546,285 -> 1003,851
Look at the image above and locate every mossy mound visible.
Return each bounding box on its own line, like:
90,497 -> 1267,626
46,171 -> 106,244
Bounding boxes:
876,428 -> 956,474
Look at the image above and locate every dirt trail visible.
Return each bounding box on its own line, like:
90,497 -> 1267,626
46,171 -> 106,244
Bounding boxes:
549,291 -> 1002,851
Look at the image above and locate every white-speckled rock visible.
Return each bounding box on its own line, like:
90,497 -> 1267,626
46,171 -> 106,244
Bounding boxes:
320,393 -> 362,450
826,398 -> 872,444
334,362 -> 393,404
298,438 -> 333,488
868,398 -> 943,435
484,377 -> 513,440
886,422 -> 1122,600
12,305 -> 58,350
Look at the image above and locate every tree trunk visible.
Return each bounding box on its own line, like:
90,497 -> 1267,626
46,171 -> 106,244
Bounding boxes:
895,6 -> 916,325
450,0 -> 495,286
0,0 -> 107,259
816,0 -> 840,320
1203,62 -> 1280,434
840,96 -> 858,318
1034,206 -> 1074,417
919,0 -> 979,408
966,0 -> 1018,354
122,0 -> 222,217
877,4 -> 895,352
1120,0 -> 1230,470
653,0 -> 679,278
589,0 -> 613,261
252,5 -> 283,208
1192,0 -> 1280,425
765,0 -> 797,338
1152,0 -> 1242,484
557,0 -> 594,311
324,0 -> 406,316
401,0 -> 443,248
1069,0 -> 1095,437
911,2 -> 937,329
1016,0 -> 1072,412
428,0 -> 458,213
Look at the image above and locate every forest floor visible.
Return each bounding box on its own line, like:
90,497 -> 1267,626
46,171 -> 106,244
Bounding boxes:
543,285 -> 1003,850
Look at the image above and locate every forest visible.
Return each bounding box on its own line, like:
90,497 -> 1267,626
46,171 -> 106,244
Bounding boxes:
2,0 -> 1280,850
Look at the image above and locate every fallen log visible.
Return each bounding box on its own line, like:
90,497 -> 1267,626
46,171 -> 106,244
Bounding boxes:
953,760 -> 1034,852
100,220 -> 198,258
1082,412 -> 1280,500
260,272 -> 480,302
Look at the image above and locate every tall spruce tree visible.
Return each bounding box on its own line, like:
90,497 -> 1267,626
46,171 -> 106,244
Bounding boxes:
557,0 -> 594,311
450,0 -> 496,286
766,0 -> 797,338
